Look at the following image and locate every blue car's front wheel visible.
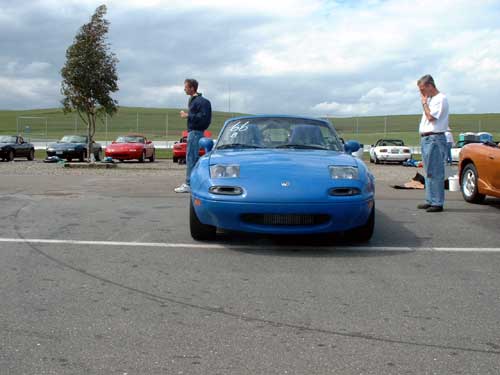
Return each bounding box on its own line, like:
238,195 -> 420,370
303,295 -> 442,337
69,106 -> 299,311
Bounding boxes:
190,199 -> 216,241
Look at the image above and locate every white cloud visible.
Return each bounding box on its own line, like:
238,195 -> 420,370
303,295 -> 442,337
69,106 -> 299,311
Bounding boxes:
0,76 -> 57,102
135,84 -> 185,106
312,101 -> 376,116
108,0 -> 324,17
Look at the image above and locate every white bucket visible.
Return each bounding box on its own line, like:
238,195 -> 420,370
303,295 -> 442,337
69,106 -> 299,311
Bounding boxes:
448,175 -> 460,192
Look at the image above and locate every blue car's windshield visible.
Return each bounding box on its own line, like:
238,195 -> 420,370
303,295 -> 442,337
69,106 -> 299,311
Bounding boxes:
215,117 -> 343,151
60,135 -> 87,143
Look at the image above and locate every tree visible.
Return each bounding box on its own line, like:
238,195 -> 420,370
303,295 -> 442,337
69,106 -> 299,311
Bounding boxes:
61,4 -> 118,161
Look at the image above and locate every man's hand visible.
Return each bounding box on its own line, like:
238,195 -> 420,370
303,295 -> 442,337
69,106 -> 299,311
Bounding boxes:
180,110 -> 188,119
420,93 -> 428,105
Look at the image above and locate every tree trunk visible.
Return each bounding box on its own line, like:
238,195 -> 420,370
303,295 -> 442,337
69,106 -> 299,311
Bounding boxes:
87,112 -> 93,162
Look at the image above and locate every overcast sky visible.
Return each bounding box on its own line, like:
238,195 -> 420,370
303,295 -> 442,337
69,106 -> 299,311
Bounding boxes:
1,0 -> 500,116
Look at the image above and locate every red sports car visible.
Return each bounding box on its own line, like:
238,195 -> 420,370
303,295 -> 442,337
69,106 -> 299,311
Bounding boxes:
173,130 -> 212,163
105,134 -> 155,162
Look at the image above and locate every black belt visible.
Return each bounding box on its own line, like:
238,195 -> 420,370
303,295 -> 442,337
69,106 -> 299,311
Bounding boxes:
420,132 -> 444,137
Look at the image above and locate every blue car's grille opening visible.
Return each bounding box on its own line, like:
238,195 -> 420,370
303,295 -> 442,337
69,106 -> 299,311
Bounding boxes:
241,213 -> 330,226
329,187 -> 361,196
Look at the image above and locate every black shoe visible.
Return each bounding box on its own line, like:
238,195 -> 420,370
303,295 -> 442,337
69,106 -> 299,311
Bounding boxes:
426,205 -> 443,212
417,203 -> 431,209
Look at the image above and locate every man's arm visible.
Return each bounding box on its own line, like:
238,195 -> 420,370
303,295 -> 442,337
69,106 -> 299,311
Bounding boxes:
421,94 -> 436,122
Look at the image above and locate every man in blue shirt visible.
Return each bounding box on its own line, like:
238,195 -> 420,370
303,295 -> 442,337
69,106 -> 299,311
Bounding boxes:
175,78 -> 212,193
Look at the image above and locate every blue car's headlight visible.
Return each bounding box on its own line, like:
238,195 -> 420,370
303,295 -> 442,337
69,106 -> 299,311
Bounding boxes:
210,164 -> 240,178
329,166 -> 359,180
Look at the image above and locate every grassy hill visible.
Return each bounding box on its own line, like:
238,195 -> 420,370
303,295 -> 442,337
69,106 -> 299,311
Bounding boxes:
0,107 -> 498,146
333,113 -> 500,145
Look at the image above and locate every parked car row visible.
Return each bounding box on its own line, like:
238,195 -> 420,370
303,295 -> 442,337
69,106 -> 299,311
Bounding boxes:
1,133 -> 159,162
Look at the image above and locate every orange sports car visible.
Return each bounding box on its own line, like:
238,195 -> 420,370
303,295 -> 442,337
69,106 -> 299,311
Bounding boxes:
458,142 -> 500,203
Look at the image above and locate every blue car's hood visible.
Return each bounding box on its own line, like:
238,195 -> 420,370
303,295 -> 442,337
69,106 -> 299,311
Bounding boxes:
209,149 -> 357,171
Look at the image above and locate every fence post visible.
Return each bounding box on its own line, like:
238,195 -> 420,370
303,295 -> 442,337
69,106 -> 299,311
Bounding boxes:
165,113 -> 169,148
384,116 -> 387,135
136,112 -> 139,133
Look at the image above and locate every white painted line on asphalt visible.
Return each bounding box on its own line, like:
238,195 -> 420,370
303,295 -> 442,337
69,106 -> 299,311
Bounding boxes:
1,237 -> 500,252
0,237 -> 224,249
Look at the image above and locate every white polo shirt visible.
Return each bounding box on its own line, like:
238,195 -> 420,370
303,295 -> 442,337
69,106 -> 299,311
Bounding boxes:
419,92 -> 449,134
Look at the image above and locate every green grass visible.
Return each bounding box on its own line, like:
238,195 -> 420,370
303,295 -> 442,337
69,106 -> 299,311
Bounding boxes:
332,114 -> 500,145
0,107 -> 247,143
1,107 -> 499,146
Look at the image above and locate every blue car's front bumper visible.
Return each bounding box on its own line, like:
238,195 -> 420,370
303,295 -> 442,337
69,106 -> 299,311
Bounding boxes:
191,196 -> 374,235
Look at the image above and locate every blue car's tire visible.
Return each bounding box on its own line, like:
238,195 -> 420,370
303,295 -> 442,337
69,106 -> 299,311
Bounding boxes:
345,206 -> 374,242
190,199 -> 216,241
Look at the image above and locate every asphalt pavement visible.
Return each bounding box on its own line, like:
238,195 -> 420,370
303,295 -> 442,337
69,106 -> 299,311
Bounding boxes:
1,161 -> 499,374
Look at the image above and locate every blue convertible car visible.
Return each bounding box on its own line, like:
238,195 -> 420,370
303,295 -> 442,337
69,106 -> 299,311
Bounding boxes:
189,115 -> 375,241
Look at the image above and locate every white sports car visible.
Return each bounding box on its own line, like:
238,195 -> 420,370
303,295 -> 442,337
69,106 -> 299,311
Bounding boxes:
369,139 -> 411,164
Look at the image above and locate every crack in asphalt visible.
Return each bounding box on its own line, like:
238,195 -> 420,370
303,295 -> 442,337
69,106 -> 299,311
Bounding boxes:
10,204 -> 500,356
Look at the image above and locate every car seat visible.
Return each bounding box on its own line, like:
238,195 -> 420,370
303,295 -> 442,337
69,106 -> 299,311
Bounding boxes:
231,124 -> 263,146
289,125 -> 325,145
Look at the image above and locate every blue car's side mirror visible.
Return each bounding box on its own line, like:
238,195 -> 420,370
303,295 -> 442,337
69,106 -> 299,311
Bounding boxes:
199,137 -> 214,153
344,140 -> 360,154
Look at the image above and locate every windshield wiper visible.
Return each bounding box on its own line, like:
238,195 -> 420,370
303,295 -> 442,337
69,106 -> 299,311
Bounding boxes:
216,143 -> 264,149
275,144 -> 328,150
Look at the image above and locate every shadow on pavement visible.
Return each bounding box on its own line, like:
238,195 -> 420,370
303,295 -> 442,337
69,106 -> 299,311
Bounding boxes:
213,209 -> 424,258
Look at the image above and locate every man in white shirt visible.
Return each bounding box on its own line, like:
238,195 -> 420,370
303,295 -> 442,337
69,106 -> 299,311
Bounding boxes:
417,75 -> 449,212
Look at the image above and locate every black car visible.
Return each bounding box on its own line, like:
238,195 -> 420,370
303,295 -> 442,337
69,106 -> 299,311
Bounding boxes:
46,135 -> 102,162
0,135 -> 35,161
